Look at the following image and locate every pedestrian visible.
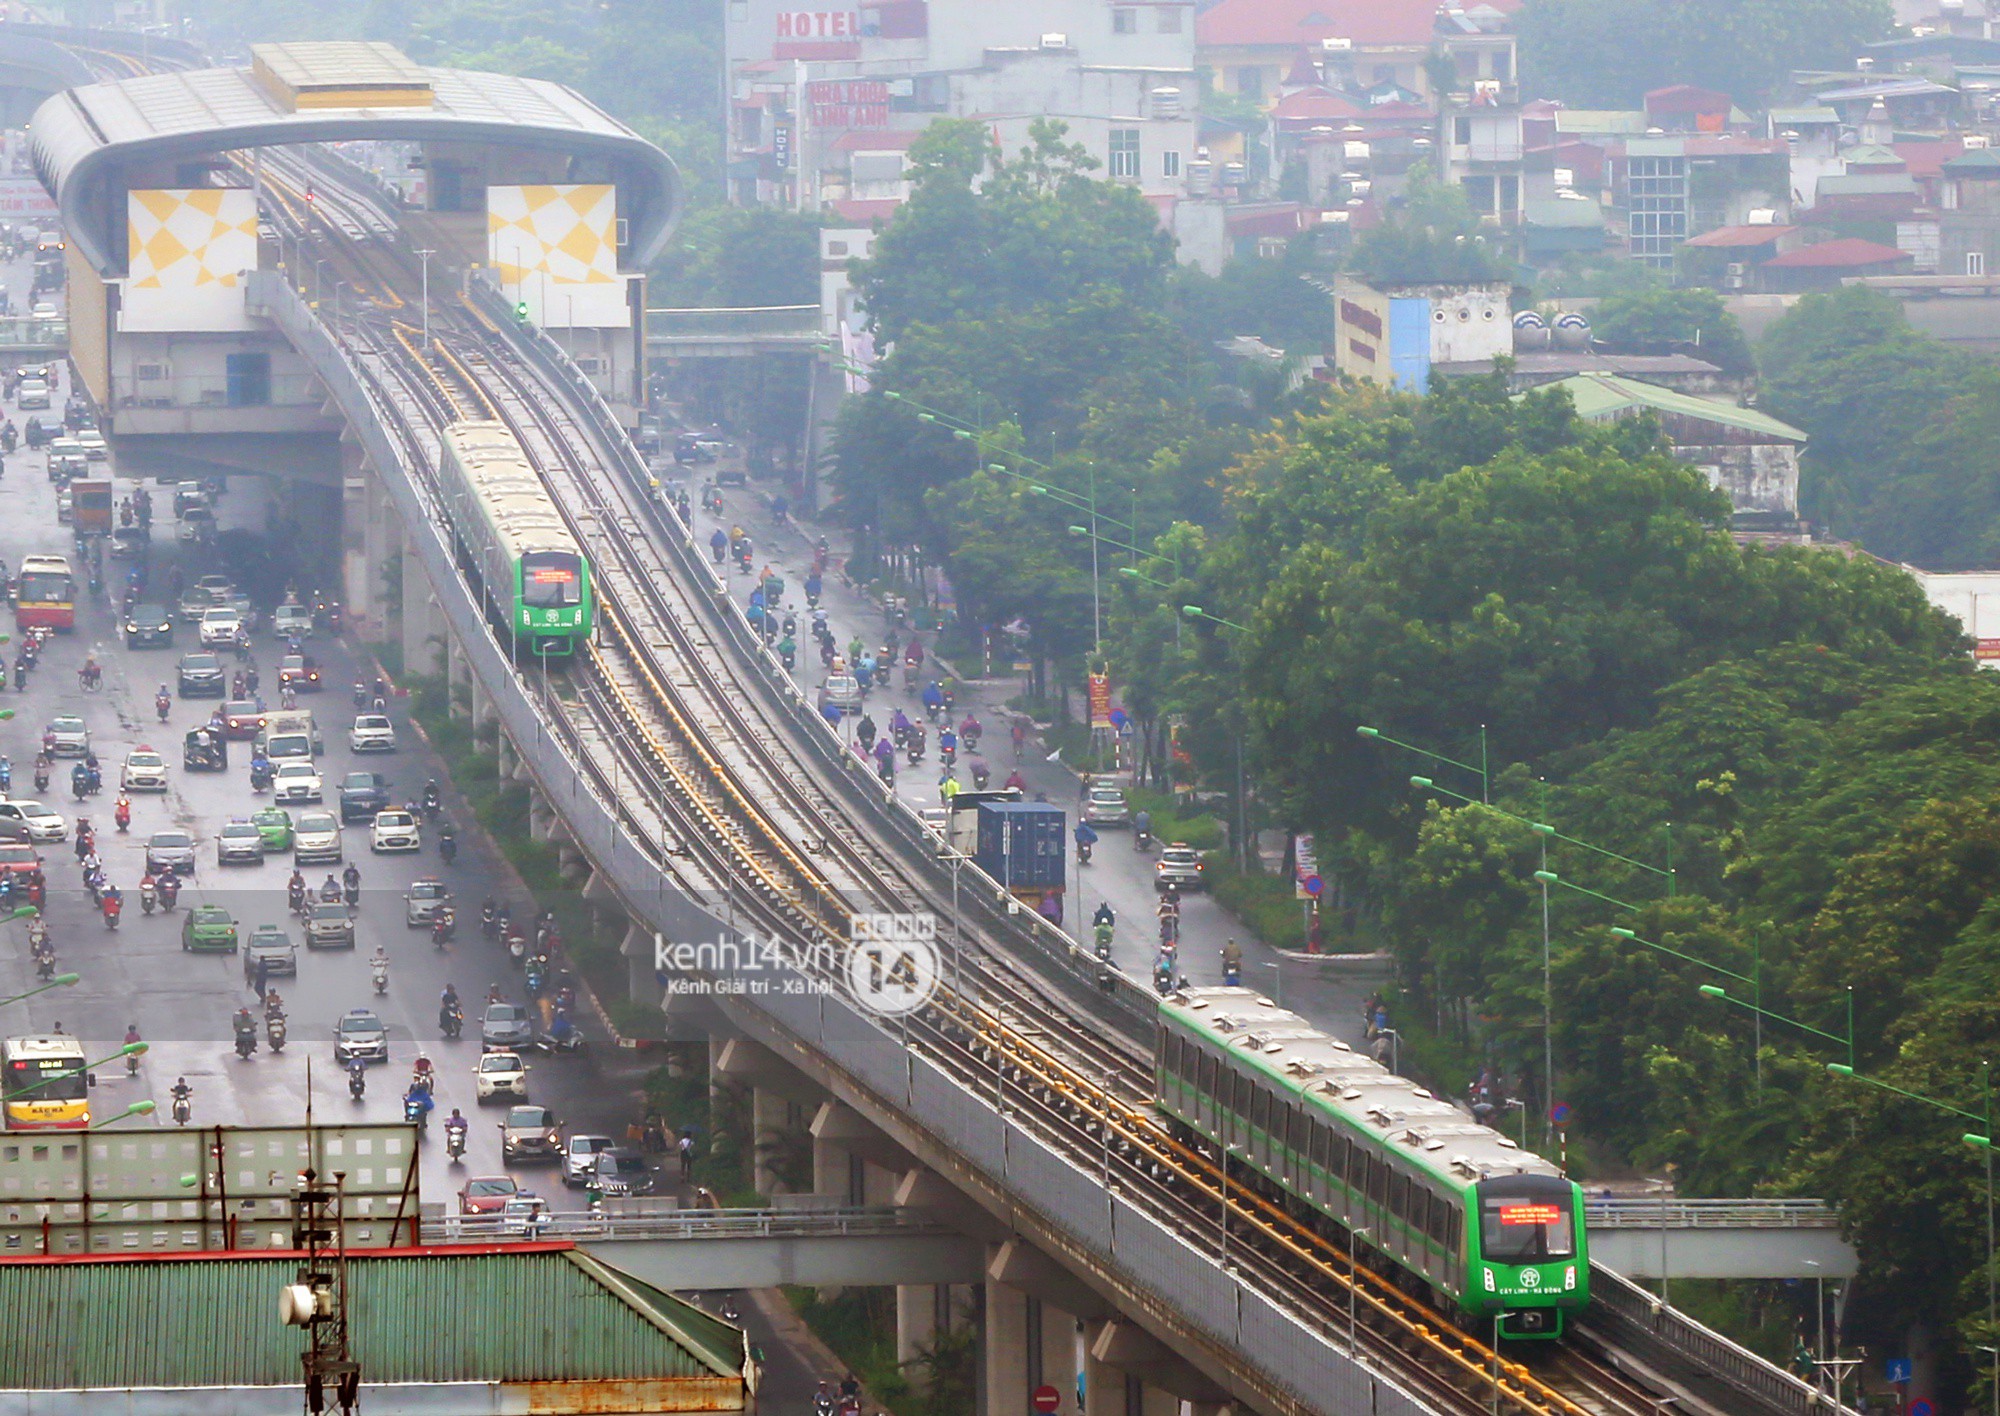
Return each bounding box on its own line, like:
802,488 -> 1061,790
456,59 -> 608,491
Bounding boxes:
254,955 -> 270,1000
1079,771 -> 1092,803
678,1130 -> 695,1180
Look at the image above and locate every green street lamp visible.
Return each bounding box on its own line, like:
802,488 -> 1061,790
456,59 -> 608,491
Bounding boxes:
0,972 -> 80,1010
1700,983 -> 1852,1071
1181,604 -> 1249,632
91,1100 -> 155,1129
1359,723 -> 1489,804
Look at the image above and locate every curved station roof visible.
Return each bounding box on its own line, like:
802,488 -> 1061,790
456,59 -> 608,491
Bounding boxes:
30,41 -> 680,273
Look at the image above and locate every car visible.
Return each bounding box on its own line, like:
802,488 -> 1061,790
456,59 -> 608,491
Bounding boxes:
334,1008 -> 388,1063
252,807 -> 295,852
43,715 -> 89,757
119,748 -> 169,793
403,878 -> 451,926
473,1050 -> 530,1101
198,605 -> 243,647
180,904 -> 237,953
292,811 -> 342,864
178,506 -> 216,544
272,602 -> 314,640
589,1148 -> 657,1197
123,603 -> 174,648
457,1174 -> 518,1215
273,761 -> 323,805
821,673 -> 862,713
15,377 -> 48,409
370,809 -> 420,853
278,654 -> 322,692
348,714 -> 397,753
242,925 -> 298,981
145,829 -> 197,875
193,573 -> 233,595
1155,842 -> 1205,893
221,701 -> 268,739
500,1104 -> 562,1161
176,586 -> 218,623
0,842 -> 46,896
303,899 -> 355,949
561,1133 -> 615,1186
0,800 -> 65,844
480,1002 -> 534,1051
1083,784 -> 1131,827
216,819 -> 266,866
176,652 -> 225,697
74,429 -> 107,461
110,526 -> 149,561
337,772 -> 391,822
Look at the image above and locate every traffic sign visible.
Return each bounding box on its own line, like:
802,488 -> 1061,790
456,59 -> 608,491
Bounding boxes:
1303,874 -> 1324,897
1910,1399 -> 1934,1416
1032,1383 -> 1062,1413
1886,1358 -> 1912,1385
1549,1102 -> 1572,1128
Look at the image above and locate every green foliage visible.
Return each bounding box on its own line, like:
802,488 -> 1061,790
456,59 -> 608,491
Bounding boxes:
1517,0 -> 1894,107
1346,165 -> 1511,286
1590,286 -> 1754,373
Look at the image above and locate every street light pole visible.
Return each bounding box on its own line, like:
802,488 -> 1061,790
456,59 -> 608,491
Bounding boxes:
415,248 -> 433,351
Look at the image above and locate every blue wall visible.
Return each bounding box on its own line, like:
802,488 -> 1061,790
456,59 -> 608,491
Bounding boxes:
1388,297 -> 1432,392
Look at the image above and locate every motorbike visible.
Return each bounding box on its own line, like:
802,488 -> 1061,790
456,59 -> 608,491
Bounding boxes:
480,901 -> 499,940
1223,959 -> 1241,986
1153,960 -> 1177,996
250,761 -> 273,793
344,880 -> 361,908
525,957 -> 546,998
288,880 -> 305,914
267,1014 -> 287,1053
371,960 -> 389,995
348,1066 -> 367,1100
432,911 -> 455,948
171,1088 -> 192,1126
157,875 -> 180,911
32,762 -> 47,793
506,930 -> 527,965
445,1122 -> 467,1161
440,1005 -> 463,1041
102,895 -> 121,931
140,880 -> 156,915
113,798 -> 130,832
233,1025 -> 258,1060
1077,839 -> 1092,866
970,762 -> 990,790
1134,828 -> 1153,853
33,946 -> 55,981
438,828 -> 457,865
421,784 -> 441,820
1094,924 -> 1114,961
533,1024 -> 585,1055
403,1094 -> 430,1129
154,691 -> 170,723
353,681 -> 369,709
906,733 -> 925,767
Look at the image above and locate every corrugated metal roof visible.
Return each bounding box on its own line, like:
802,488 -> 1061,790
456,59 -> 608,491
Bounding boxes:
0,1246 -> 744,1390
1533,373 -> 1807,442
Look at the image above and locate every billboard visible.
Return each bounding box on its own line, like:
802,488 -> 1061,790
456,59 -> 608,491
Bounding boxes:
486,183 -> 630,329
122,188 -> 260,333
0,176 -> 57,223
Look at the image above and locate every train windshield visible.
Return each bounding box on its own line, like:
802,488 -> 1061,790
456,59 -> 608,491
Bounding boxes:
522,552 -> 583,608
1478,1181 -> 1576,1263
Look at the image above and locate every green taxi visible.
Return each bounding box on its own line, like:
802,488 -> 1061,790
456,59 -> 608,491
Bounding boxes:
253,807 -> 295,852
181,905 -> 239,953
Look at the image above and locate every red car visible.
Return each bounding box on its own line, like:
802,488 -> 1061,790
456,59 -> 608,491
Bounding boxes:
221,700 -> 268,739
458,1175 -> 519,1215
0,842 -> 45,907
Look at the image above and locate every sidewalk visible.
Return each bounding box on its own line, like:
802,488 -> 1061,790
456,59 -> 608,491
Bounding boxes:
698,476 -> 1387,1052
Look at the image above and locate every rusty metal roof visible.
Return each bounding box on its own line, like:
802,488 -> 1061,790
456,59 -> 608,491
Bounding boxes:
0,1245 -> 747,1397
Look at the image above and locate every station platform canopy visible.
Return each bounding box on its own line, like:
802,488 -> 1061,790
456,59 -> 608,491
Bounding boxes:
28,40 -> 679,272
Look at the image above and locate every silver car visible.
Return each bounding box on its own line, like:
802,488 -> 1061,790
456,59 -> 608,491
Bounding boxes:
562,1133 -> 615,1187
0,799 -> 65,843
44,715 -> 89,757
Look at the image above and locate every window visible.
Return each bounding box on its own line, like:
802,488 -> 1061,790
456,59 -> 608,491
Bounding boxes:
1453,116 -> 1472,145
1236,66 -> 1263,102
826,240 -> 849,256
1109,128 -> 1141,179
1112,7 -> 1136,32
1157,5 -> 1182,30
225,352 -> 271,407
1626,154 -> 1688,266
1970,251 -> 1987,277
1163,150 -> 1181,179
1478,1185 -> 1577,1262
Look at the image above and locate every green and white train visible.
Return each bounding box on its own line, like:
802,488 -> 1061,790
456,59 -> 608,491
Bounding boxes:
436,421 -> 593,660
1156,988 -> 1588,1339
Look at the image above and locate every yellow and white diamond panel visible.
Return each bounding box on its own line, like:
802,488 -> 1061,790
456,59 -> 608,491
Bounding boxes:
486,183 -> 630,329
123,188 -> 259,332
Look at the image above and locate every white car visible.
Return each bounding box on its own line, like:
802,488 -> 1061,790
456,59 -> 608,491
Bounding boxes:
198,606 -> 243,647
273,761 -> 323,804
370,809 -> 421,853
44,715 -> 90,757
272,603 -> 314,640
119,749 -> 169,793
474,1050 -> 529,1101
292,810 -> 342,864
348,714 -> 397,753
0,799 -> 65,843
15,378 -> 48,409
75,429 -> 107,461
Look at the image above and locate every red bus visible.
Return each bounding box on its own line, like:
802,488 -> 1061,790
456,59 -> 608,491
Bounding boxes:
15,553 -> 76,632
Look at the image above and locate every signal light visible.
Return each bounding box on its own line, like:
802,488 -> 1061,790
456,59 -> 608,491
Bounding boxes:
514,301 -> 530,323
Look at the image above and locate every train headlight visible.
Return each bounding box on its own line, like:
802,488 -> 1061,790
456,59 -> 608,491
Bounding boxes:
1483,1268 -> 1495,1293
1564,1265 -> 1576,1290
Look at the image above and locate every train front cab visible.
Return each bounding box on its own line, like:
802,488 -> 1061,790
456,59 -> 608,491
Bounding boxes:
1468,1173 -> 1589,1340
518,549 -> 589,661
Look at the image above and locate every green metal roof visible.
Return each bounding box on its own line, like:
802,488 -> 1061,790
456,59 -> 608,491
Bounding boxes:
1554,109 -> 1646,134
1945,147 -> 2000,173
1530,373 -> 1807,443
0,1246 -> 746,1391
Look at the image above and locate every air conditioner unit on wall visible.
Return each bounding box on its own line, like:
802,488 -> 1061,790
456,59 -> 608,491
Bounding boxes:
135,362 -> 171,381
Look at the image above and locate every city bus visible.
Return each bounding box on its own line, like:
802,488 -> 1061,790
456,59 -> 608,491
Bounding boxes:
1,1035 -> 91,1129
14,553 -> 76,632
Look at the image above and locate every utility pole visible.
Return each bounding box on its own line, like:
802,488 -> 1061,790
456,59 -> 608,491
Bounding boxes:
285,1167 -> 361,1415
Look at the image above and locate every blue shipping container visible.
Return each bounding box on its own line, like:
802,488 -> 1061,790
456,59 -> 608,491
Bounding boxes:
974,801 -> 1066,891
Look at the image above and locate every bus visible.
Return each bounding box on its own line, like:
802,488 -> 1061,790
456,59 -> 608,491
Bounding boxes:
1,1035 -> 91,1129
14,553 -> 76,632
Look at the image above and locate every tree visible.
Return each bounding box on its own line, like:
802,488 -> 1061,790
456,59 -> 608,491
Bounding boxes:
1347,164 -> 1510,286
1517,0 -> 1894,108
1590,286 -> 1754,373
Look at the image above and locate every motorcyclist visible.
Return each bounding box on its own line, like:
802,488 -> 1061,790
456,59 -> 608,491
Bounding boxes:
402,1083 -> 434,1127
320,873 -> 342,902
444,1107 -> 468,1149
1222,937 -> 1243,981
288,870 -> 306,912
370,943 -> 389,979
342,863 -> 361,902
410,1051 -> 435,1095
249,752 -> 271,790
113,794 -> 130,831
441,982 -> 460,1012
233,1006 -> 258,1046
1004,768 -> 1027,794
347,1057 -> 367,1095
100,886 -> 122,928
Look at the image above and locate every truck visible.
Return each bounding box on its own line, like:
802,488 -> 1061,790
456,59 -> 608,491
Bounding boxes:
69,479 -> 112,538
255,710 -> 324,762
973,801 -> 1066,918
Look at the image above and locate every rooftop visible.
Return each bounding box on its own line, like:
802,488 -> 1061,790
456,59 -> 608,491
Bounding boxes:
1196,0 -> 1464,50
1944,146 -> 2000,173
1270,86 -> 1365,123
1683,223 -> 1797,248
250,41 -> 431,110
0,1245 -> 747,1396
1539,372 -> 1807,442
1763,237 -> 1909,268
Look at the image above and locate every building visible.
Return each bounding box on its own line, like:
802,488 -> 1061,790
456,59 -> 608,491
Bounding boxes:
0,1244 -> 754,1414
1332,274 -> 1510,389
1757,235 -> 1915,289
1678,222 -> 1800,289
1194,0 -> 1517,111
1535,372 -> 1807,528
1614,136 -> 1789,268
1940,145 -> 2000,275
724,0 -> 1200,211
1909,567 -> 2000,667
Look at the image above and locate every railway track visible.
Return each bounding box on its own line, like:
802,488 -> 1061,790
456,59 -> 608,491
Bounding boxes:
250,149 -> 1806,1416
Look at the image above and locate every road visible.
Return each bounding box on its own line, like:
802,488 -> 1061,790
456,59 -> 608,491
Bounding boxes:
692,473 -> 1386,1052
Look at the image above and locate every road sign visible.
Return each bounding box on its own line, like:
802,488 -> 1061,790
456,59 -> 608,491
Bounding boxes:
1886,1358 -> 1912,1384
1303,874 -> 1324,896
1032,1384 -> 1062,1413
1910,1399 -> 1934,1416
1550,1101 -> 1572,1128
